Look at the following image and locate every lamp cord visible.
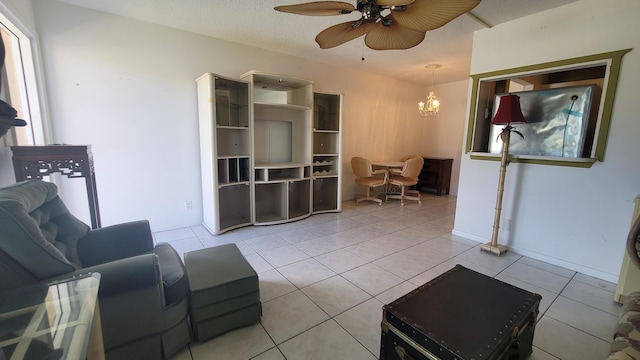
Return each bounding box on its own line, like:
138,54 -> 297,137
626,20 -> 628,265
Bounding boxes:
562,95 -> 579,157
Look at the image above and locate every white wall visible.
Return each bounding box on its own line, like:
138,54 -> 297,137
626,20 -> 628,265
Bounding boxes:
454,0 -> 640,282
421,79 -> 469,196
31,0 -> 466,231
1,0 -> 34,28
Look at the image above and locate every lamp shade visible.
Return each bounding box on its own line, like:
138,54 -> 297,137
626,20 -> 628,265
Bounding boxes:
491,94 -> 526,125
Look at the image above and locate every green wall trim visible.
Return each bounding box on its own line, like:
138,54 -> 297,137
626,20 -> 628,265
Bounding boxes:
469,154 -> 596,168
465,49 -> 632,162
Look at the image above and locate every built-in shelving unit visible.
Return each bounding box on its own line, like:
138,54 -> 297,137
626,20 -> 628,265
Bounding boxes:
197,73 -> 252,234
312,93 -> 342,213
241,71 -> 313,225
198,71 -> 342,231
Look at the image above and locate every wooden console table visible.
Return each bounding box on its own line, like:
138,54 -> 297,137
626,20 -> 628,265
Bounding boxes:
416,157 -> 452,196
11,145 -> 101,229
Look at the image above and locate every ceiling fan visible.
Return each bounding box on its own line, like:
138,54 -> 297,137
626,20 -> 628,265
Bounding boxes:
274,0 -> 481,50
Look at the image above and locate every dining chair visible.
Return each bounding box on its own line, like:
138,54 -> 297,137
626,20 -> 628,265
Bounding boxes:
387,156 -> 424,205
351,156 -> 388,205
390,154 -> 422,176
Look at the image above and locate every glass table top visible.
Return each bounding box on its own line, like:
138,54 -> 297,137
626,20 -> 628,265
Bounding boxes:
0,273 -> 101,360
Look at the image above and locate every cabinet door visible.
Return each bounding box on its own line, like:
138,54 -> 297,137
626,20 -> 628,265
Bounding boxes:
218,184 -> 252,230
289,179 -> 311,219
313,178 -> 338,212
254,182 -> 287,224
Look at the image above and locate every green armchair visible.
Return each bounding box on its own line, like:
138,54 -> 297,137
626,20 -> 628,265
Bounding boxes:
0,180 -> 191,359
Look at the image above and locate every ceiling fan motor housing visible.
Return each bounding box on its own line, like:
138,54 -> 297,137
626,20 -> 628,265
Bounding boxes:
358,1 -> 382,21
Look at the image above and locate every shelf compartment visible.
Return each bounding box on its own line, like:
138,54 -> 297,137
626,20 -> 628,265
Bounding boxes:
254,119 -> 292,163
229,158 -> 239,182
312,170 -> 337,177
239,158 -> 250,182
254,163 -> 309,182
314,93 -> 341,131
254,102 -> 310,112
214,78 -> 249,127
255,168 -> 267,182
242,71 -> 313,108
268,167 -> 303,181
218,157 -> 250,184
218,184 -> 251,230
313,177 -> 338,212
217,127 -> 251,157
313,132 -> 339,154
289,180 -> 310,219
217,159 -> 229,184
253,110 -> 311,164
312,155 -> 337,177
255,183 -> 287,223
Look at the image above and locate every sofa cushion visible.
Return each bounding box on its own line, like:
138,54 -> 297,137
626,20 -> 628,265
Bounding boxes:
0,180 -> 89,279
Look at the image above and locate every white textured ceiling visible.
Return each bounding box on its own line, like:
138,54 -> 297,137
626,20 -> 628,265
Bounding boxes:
55,0 -> 578,86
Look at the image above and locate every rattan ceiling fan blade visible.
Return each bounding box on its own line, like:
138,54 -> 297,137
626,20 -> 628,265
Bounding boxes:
364,22 -> 426,50
392,0 -> 481,31
377,0 -> 415,6
315,21 -> 377,49
274,1 -> 355,16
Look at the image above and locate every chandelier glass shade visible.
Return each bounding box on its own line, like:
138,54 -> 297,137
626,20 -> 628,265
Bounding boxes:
418,64 -> 441,116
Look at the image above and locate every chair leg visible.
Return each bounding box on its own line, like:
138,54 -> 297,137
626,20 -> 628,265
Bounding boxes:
403,188 -> 422,205
355,186 -> 382,205
368,186 -> 383,205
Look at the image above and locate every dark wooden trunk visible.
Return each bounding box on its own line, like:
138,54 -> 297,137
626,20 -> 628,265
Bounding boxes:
381,265 -> 542,360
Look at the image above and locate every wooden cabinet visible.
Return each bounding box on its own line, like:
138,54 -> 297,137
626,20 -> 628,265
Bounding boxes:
417,157 -> 453,196
197,73 -> 252,234
312,93 -> 342,213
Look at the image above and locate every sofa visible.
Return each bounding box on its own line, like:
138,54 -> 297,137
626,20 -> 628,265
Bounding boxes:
0,180 -> 191,359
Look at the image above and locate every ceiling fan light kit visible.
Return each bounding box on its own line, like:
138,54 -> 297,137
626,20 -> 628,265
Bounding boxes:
274,0 -> 481,50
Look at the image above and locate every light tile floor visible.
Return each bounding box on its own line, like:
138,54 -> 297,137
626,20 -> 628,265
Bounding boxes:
160,194 -> 620,360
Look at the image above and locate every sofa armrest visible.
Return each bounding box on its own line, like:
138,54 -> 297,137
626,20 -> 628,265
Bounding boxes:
77,220 -> 154,267
54,253 -> 164,300
53,254 -> 170,351
86,254 -> 163,300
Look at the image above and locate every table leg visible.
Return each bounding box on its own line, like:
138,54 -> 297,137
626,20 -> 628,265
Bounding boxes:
87,301 -> 105,360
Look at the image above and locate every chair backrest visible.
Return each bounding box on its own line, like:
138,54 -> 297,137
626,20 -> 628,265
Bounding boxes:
401,157 -> 424,179
401,154 -> 422,162
0,180 -> 90,287
351,156 -> 374,178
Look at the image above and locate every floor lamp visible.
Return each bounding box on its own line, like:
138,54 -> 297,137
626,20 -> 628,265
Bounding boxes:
480,94 -> 527,256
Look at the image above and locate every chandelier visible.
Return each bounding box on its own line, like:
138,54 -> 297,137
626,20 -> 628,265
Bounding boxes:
418,64 -> 441,116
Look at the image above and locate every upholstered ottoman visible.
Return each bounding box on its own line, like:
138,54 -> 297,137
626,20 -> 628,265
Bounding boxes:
184,243 -> 262,341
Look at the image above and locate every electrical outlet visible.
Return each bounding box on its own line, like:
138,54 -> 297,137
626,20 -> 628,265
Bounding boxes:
502,217 -> 511,230
184,201 -> 192,211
